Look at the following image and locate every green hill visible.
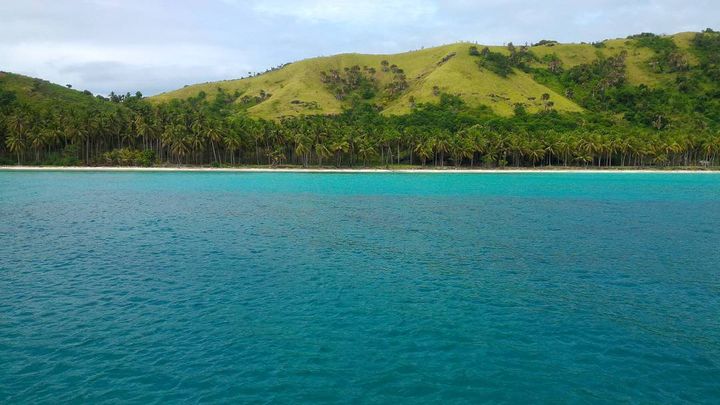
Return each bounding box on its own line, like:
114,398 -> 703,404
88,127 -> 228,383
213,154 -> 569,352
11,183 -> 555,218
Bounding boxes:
0,71 -> 115,110
2,30 -> 718,169
0,71 -> 138,165
151,32 -> 697,119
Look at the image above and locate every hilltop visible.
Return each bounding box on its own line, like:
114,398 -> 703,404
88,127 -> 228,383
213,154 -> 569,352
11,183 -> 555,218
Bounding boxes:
0,71 -> 124,113
151,32 -> 700,119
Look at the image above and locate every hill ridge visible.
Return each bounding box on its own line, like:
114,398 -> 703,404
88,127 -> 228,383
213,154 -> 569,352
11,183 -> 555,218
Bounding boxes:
150,32 -> 698,119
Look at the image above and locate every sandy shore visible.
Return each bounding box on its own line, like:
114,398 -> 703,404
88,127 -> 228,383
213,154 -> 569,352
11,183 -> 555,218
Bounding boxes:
1,166 -> 718,173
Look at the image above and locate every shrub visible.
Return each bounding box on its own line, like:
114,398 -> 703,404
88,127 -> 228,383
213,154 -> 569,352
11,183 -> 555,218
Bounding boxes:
102,148 -> 156,166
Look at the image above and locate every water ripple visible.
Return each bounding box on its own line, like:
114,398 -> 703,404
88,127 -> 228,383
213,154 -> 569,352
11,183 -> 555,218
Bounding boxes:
1,172 -> 719,403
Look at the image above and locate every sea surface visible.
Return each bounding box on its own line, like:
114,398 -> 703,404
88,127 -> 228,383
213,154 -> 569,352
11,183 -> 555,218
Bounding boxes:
1,171 -> 719,403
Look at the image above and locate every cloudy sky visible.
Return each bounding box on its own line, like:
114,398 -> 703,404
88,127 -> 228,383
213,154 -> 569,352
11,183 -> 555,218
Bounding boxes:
1,0 -> 717,96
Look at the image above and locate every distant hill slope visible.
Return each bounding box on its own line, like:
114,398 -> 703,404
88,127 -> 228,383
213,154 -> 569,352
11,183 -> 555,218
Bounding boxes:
0,71 -> 121,113
151,33 -> 697,119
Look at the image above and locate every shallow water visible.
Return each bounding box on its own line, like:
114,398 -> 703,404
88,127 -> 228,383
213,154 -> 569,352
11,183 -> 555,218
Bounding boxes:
1,172 -> 719,403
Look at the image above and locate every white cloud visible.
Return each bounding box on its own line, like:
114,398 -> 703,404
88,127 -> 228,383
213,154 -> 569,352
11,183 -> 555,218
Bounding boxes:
2,42 -> 239,67
252,0 -> 436,24
0,41 -> 252,95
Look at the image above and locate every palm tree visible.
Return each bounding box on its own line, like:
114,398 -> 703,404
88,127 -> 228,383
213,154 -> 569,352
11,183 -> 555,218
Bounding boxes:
133,115 -> 148,146
5,133 -> 25,164
206,124 -> 224,164
314,142 -> 331,166
557,133 -> 575,166
403,126 -> 421,165
223,132 -> 243,165
573,153 -> 592,167
526,141 -> 545,167
702,134 -> 720,165
667,137 -> 686,166
357,138 -> 377,167
189,130 -> 204,164
450,136 -> 473,167
414,139 -> 432,167
249,121 -> 264,165
267,146 -> 286,167
653,153 -> 669,166
294,136 -> 310,167
41,126 -> 60,154
433,130 -> 450,167
616,138 -> 630,166
543,134 -> 558,166
578,136 -> 598,167
330,139 -> 350,167
27,128 -> 46,162
460,125 -> 485,167
165,124 -> 189,164
5,113 -> 28,164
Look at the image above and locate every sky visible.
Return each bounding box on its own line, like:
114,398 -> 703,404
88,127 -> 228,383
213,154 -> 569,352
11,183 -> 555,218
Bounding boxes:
1,0 -> 718,96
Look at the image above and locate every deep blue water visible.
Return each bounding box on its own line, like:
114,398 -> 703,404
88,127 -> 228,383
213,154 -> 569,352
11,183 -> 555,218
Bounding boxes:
1,171 -> 719,403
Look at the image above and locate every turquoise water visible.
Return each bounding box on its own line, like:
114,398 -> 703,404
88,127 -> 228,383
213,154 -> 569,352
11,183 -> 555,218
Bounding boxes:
1,171 -> 719,403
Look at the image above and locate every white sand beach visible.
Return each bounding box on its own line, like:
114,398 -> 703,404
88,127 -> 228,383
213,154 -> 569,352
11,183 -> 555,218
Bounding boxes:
1,166 -> 717,173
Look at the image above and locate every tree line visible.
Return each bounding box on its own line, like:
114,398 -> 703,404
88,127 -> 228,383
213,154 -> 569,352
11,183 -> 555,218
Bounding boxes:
1,92 -> 718,168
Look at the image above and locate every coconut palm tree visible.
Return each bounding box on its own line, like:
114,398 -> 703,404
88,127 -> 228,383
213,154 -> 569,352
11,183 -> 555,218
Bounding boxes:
294,136 -> 310,167
433,130 -> 450,167
206,124 -> 224,164
5,113 -> 28,164
330,138 -> 350,167
450,136 -> 473,167
5,133 -> 25,164
223,132 -> 243,165
314,142 -> 331,166
526,141 -> 546,167
414,139 -> 431,167
507,134 -> 526,167
573,153 -> 592,167
357,138 -> 377,167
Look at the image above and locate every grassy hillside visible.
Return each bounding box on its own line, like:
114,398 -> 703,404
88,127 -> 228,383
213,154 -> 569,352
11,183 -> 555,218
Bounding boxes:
151,33 -> 696,119
0,72 -> 119,112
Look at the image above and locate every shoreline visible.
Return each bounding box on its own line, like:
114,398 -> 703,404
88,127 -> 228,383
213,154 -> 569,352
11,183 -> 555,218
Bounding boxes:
1,165 -> 719,173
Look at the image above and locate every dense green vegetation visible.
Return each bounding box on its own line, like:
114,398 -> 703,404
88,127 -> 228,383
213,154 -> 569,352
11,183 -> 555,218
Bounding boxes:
469,43 -> 536,78
1,31 -> 719,168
